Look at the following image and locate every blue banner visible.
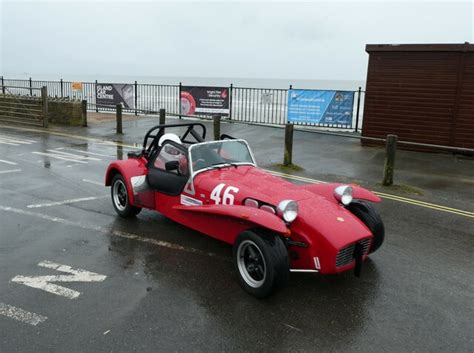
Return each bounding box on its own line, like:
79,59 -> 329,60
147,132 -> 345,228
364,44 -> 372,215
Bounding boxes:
287,89 -> 354,125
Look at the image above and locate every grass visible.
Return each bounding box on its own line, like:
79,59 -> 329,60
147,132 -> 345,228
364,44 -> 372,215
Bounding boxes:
273,163 -> 304,172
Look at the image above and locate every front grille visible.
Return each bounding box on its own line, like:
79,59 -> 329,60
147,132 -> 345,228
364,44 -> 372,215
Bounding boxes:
335,238 -> 371,268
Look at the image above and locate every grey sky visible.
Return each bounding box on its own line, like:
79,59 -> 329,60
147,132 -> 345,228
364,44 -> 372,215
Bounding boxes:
1,1 -> 473,80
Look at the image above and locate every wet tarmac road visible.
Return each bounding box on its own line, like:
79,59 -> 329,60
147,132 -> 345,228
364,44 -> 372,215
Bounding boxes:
0,124 -> 473,352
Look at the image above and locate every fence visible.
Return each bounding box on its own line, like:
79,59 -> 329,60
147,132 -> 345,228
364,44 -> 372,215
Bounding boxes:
0,85 -> 48,127
0,77 -> 364,131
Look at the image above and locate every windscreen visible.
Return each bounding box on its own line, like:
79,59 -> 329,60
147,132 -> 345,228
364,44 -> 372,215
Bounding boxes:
190,140 -> 254,172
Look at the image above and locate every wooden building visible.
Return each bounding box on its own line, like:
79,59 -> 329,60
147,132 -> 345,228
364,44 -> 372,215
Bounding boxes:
362,43 -> 474,150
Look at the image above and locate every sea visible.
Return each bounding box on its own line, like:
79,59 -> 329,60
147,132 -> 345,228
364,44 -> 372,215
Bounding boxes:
5,73 -> 365,91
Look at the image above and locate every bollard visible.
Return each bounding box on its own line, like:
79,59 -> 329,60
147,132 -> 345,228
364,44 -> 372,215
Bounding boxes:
81,100 -> 88,127
41,86 -> 48,128
159,108 -> 166,125
283,123 -> 294,166
213,115 -> 221,140
383,134 -> 398,186
116,104 -> 123,134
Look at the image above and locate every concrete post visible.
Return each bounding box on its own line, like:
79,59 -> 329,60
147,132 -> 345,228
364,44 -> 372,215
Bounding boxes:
159,108 -> 166,125
1,76 -> 5,94
383,134 -> 398,186
213,115 -> 221,140
41,86 -> 48,128
81,100 -> 88,127
283,123 -> 294,166
116,104 -> 123,134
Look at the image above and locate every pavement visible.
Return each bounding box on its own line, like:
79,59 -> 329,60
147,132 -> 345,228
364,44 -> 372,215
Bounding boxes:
0,114 -> 473,352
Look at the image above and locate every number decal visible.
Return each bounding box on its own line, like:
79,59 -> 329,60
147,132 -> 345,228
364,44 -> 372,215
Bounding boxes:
210,184 -> 239,205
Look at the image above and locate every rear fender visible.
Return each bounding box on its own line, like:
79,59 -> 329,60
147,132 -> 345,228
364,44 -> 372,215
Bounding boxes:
173,204 -> 289,235
105,159 -> 148,206
302,183 -> 381,203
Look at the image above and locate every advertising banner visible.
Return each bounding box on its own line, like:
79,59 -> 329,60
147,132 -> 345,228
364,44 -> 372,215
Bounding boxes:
287,89 -> 354,125
180,86 -> 229,116
96,83 -> 134,108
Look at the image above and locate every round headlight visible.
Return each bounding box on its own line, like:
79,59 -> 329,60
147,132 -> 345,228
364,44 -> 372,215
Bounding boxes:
334,185 -> 353,205
277,200 -> 298,223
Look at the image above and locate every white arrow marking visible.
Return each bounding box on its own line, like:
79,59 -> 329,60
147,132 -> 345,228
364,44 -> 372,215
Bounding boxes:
11,260 -> 107,299
0,302 -> 48,326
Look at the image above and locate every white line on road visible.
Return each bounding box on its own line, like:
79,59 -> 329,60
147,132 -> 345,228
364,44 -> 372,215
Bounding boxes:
0,159 -> 18,165
82,179 -> 104,186
48,149 -> 101,161
32,152 -> 88,164
0,169 -> 22,174
0,302 -> 48,326
0,205 -> 228,261
60,148 -> 115,158
11,260 -> 107,299
27,196 -> 108,209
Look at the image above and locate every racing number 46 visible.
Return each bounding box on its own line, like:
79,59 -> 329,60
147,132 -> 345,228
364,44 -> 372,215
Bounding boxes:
210,183 -> 239,205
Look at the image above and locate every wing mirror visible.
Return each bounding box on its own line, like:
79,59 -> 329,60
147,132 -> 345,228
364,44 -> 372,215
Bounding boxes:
165,160 -> 179,171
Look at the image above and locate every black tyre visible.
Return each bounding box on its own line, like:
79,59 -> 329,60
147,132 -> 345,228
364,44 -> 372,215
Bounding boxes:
347,200 -> 384,253
233,230 -> 289,298
111,174 -> 141,218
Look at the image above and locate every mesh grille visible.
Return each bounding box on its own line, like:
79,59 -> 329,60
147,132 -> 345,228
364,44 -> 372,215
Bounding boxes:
335,238 -> 371,268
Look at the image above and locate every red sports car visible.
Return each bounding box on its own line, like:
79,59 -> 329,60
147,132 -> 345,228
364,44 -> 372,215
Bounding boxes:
105,123 -> 384,298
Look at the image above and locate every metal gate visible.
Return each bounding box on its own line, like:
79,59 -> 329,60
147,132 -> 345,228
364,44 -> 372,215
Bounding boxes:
0,86 -> 48,127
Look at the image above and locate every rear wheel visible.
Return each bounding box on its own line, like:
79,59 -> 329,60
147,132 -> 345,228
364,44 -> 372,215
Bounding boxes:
233,230 -> 289,298
111,174 -> 141,218
347,200 -> 384,253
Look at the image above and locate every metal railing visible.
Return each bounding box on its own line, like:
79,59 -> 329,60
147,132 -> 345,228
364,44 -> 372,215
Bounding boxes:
0,77 -> 364,131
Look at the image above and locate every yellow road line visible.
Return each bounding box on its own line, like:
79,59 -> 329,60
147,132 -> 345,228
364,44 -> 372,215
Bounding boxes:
2,124 -> 472,219
265,170 -> 474,219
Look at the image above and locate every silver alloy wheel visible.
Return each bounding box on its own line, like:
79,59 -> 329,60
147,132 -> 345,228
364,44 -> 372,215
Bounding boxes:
112,179 -> 128,212
237,240 -> 266,288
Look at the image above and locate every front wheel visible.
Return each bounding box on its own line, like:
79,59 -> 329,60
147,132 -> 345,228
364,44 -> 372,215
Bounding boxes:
111,174 -> 141,218
347,200 -> 384,253
233,230 -> 289,298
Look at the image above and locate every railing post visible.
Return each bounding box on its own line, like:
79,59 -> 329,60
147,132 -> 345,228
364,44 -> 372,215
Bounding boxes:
283,123 -> 294,166
60,79 -> 64,98
159,108 -> 166,125
134,81 -> 138,116
355,86 -> 362,132
1,76 -> 4,94
229,83 -> 233,120
29,77 -> 33,96
81,100 -> 88,127
178,82 -> 182,119
116,104 -> 123,134
95,80 -> 99,112
383,134 -> 398,186
213,115 -> 221,140
41,86 -> 48,128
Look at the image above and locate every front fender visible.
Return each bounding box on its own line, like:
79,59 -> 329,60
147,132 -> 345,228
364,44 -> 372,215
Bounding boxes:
173,204 -> 289,235
302,183 -> 381,203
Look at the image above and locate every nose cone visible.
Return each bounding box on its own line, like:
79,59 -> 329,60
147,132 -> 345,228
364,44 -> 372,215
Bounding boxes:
295,197 -> 372,249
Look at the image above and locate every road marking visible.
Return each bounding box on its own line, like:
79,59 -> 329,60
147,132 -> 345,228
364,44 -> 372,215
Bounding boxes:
0,169 -> 22,174
32,152 -> 88,164
0,159 -> 18,165
11,260 -> 107,300
0,124 -> 140,149
0,205 -> 229,261
82,178 -> 104,186
27,196 -> 107,209
266,170 -> 474,219
59,147 -> 115,158
0,302 -> 48,326
0,134 -> 36,145
48,149 -> 101,161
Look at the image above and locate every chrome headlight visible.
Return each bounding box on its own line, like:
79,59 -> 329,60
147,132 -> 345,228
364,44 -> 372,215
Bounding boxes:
334,185 -> 353,205
277,200 -> 298,223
